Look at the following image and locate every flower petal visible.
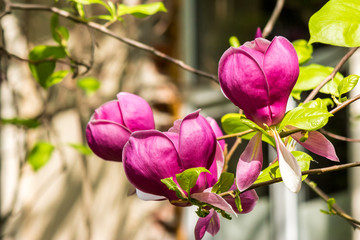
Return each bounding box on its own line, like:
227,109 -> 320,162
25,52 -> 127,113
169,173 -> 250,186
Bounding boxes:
178,110 -> 216,169
263,37 -> 299,125
236,132 -> 263,191
136,189 -> 166,201
218,46 -> 272,126
206,117 -> 226,150
93,100 -> 124,124
272,129 -> 302,193
191,191 -> 237,215
290,128 -> 339,162
223,186 -> 259,214
122,130 -> 181,200
194,209 -> 220,240
117,92 -> 155,132
86,120 -> 131,161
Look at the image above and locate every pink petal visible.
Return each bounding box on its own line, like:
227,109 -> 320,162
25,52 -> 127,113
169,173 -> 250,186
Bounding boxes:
254,27 -> 263,38
290,128 -> 339,162
191,191 -> 237,215
93,100 -> 124,125
272,129 -> 302,193
236,132 -> 263,191
122,130 -> 181,200
178,110 -> 216,169
194,209 -> 220,240
86,120 -> 131,162
117,92 -> 155,132
206,117 -> 226,150
223,187 -> 259,214
168,119 -> 182,133
218,46 -> 272,126
243,38 -> 270,53
263,37 -> 299,125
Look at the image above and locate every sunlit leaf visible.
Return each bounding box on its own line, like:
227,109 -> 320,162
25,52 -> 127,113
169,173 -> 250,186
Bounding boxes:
27,142 -> 54,171
279,106 -> 332,131
229,36 -> 240,47
68,143 -> 93,155
293,64 -> 344,92
338,74 -> 360,96
51,14 -> 69,46
117,2 -> 167,18
161,177 -> 186,199
1,118 -> 41,128
309,0 -> 360,47
44,70 -> 69,89
211,172 -> 234,194
292,39 -> 313,65
176,167 -> 210,194
77,77 -> 101,95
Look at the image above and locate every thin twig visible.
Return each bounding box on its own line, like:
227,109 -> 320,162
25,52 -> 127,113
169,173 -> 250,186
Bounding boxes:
247,161 -> 360,190
304,178 -> 360,229
330,93 -> 360,115
320,129 -> 360,142
7,2 -> 218,83
304,47 -> 359,103
262,0 -> 285,38
217,129 -> 254,140
223,137 -> 241,173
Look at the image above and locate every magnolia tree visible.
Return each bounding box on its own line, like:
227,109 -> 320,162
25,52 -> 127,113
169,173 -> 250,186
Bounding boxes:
1,0 -> 360,239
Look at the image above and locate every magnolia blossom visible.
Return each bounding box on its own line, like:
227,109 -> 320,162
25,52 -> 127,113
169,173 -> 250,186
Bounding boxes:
122,111 -> 258,239
86,92 -> 155,162
218,36 -> 338,192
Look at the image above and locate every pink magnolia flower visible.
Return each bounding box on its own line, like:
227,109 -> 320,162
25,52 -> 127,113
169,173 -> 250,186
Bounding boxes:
122,111 -> 258,239
218,37 -> 339,192
86,92 -> 155,162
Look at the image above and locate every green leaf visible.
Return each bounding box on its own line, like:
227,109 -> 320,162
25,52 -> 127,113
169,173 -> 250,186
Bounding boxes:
229,36 -> 240,47
27,142 -> 55,171
235,191 -> 243,213
176,167 -> 210,194
161,177 -> 186,199
117,2 -> 167,18
44,70 -> 69,89
68,143 -> 93,155
1,118 -> 41,128
338,74 -> 360,96
292,39 -> 313,65
254,151 -> 312,184
221,113 -> 275,146
292,151 -> 312,180
291,90 -> 302,100
300,98 -> 334,110
211,172 -> 234,194
279,105 -> 333,131
28,45 -> 67,88
309,0 -> 360,47
77,77 -> 100,95
51,14 -> 69,46
293,64 -> 344,92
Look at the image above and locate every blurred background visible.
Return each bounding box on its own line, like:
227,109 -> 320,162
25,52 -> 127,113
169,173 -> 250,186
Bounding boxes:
1,0 -> 359,239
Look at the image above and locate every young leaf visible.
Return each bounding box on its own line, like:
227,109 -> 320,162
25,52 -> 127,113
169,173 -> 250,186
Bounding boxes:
229,36 -> 240,47
68,143 -> 93,155
292,39 -> 313,65
309,0 -> 360,47
1,118 -> 40,128
117,2 -> 167,18
279,106 -> 332,131
211,172 -> 234,194
235,192 -> 243,213
338,74 -> 360,96
28,142 -> 55,171
293,64 -> 344,92
161,177 -> 186,199
44,70 -> 69,89
254,151 -> 312,184
51,14 -> 70,46
176,167 -> 210,194
28,45 -> 67,88
300,98 -> 334,110
77,77 -> 101,95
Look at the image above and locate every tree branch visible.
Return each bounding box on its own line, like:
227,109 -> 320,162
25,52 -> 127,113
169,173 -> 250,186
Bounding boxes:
304,47 -> 359,103
320,128 -> 360,142
6,2 -> 218,83
330,93 -> 360,115
304,178 -> 360,229
247,161 -> 360,190
262,0 -> 285,38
